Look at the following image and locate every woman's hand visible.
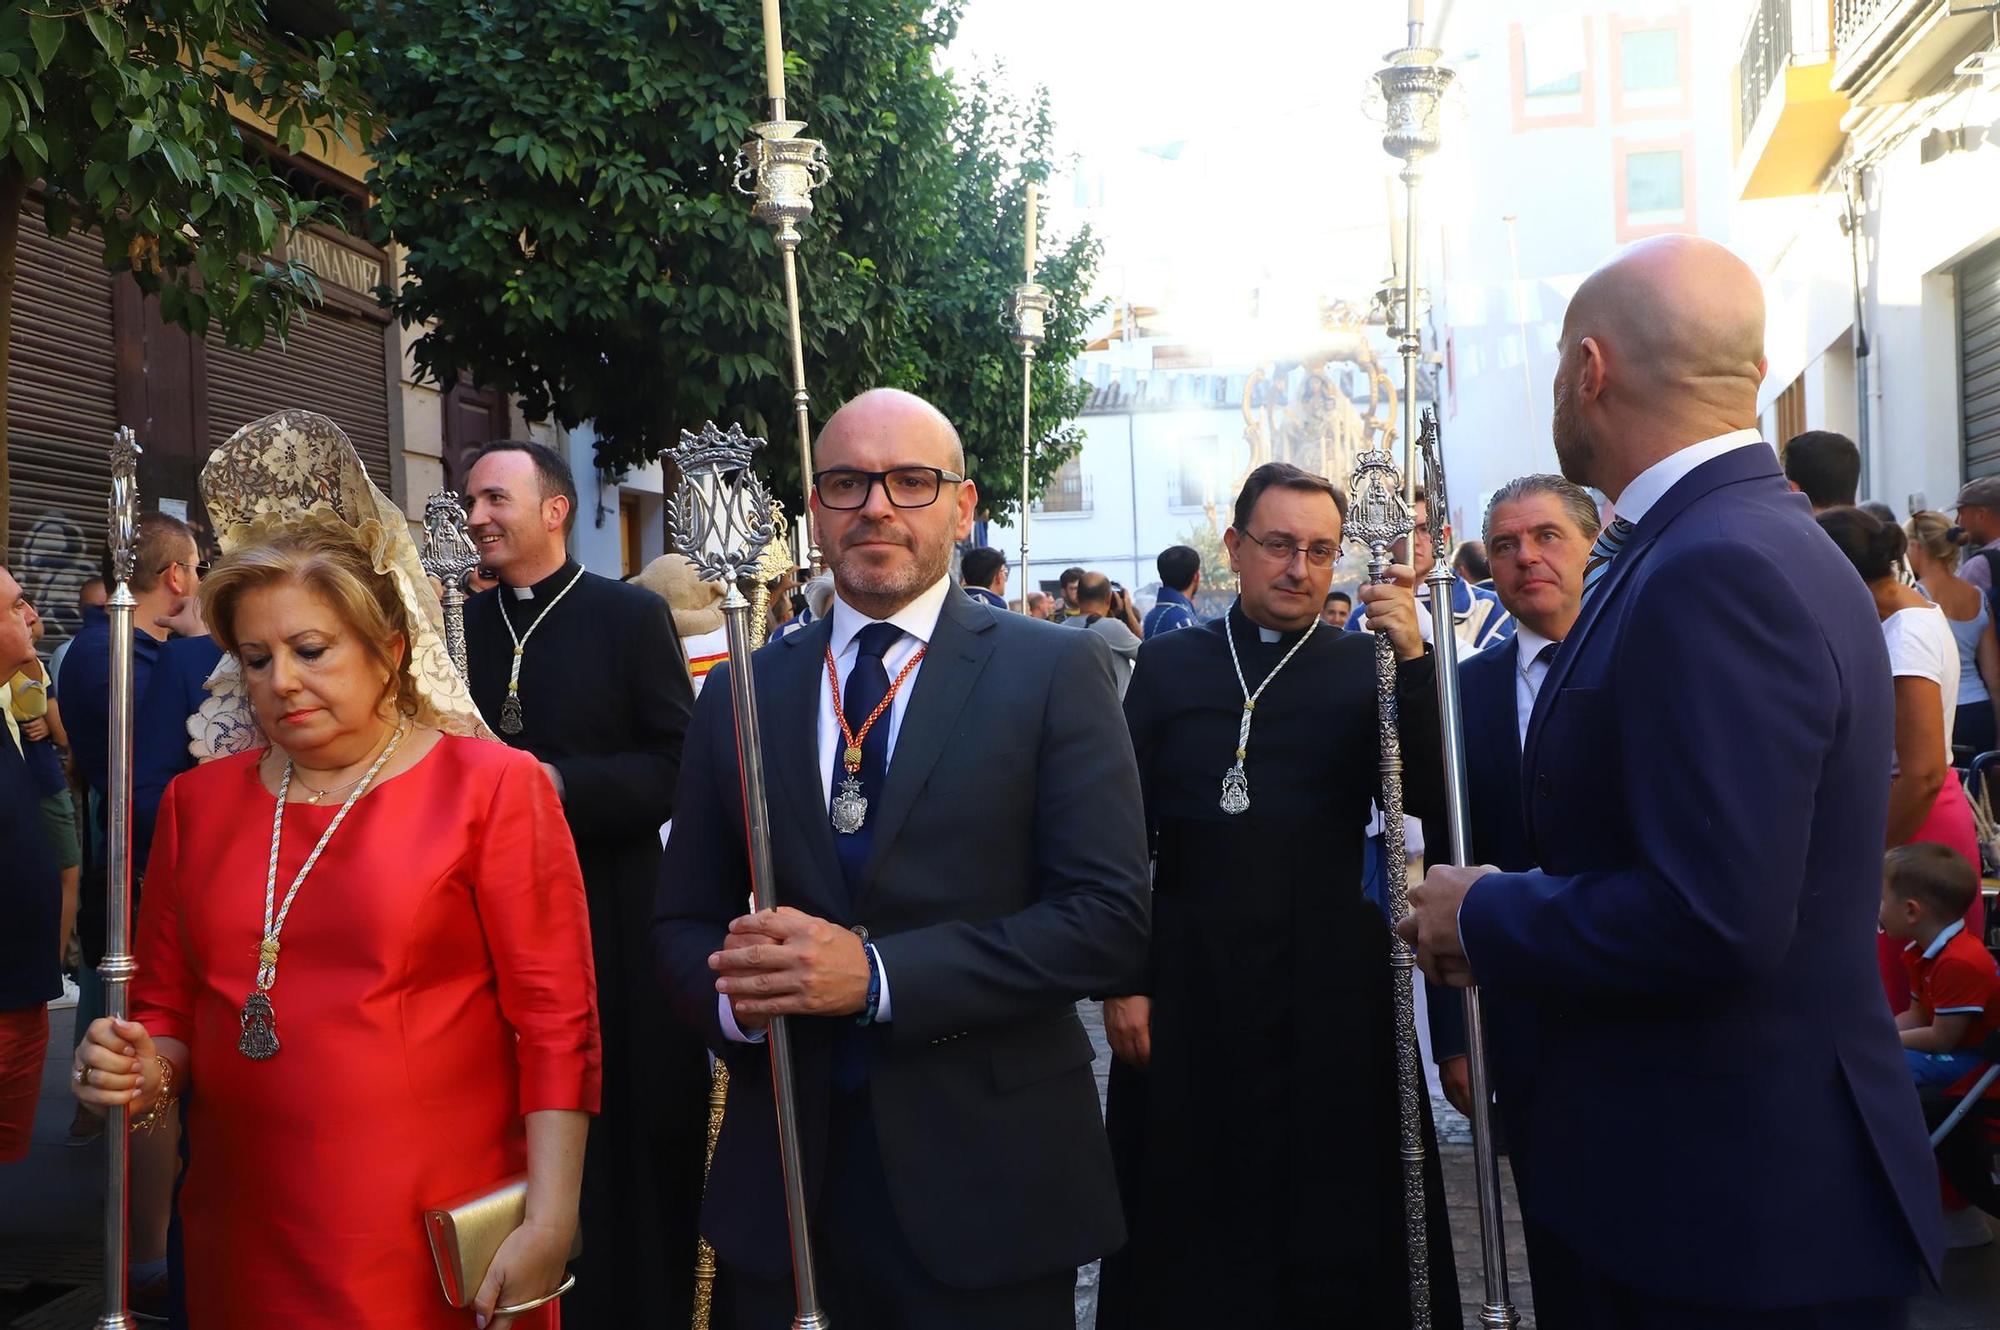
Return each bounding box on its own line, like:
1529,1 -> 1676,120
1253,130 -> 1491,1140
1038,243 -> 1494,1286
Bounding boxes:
22,717 -> 48,743
1104,995 -> 1152,1068
473,1218 -> 574,1329
71,1017 -> 156,1111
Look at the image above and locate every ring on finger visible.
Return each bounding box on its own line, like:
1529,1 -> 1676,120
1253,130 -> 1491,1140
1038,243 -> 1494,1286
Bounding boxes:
74,1065 -> 89,1087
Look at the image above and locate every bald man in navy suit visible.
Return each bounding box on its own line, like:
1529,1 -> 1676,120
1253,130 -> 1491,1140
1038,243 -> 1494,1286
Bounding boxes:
1404,237 -> 1941,1328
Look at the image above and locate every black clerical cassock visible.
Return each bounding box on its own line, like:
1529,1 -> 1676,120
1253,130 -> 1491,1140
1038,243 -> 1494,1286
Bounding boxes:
1097,602 -> 1459,1330
463,559 -> 705,1326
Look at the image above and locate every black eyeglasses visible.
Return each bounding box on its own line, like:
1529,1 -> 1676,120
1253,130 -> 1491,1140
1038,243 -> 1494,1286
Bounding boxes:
1240,529 -> 1338,568
812,467 -> 965,511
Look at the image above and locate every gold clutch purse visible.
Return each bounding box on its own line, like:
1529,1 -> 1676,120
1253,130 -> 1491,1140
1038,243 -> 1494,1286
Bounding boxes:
422,1176 -> 582,1313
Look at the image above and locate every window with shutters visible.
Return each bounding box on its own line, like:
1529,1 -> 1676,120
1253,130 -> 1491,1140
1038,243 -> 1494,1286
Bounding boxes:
1961,241 -> 2000,481
6,199 -> 119,646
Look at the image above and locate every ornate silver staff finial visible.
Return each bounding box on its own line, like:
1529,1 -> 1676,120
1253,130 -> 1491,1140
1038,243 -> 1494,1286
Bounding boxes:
1012,283 -> 1052,346
420,491 -> 481,682
108,427 -> 141,587
1347,446 -> 1415,559
735,123 -> 832,237
735,119 -> 831,573
1010,280 -> 1054,618
667,421 -> 779,587
1416,408 -> 1452,563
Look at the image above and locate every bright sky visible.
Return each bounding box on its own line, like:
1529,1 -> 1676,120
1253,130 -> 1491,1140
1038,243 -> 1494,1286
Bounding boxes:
946,0 -> 1430,356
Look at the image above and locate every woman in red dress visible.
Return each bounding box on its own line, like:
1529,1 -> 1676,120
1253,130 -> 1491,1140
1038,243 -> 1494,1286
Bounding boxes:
71,464 -> 600,1328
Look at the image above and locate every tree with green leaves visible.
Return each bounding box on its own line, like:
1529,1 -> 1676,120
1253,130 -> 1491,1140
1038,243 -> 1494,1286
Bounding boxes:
0,2 -> 373,538
915,73 -> 1100,524
1177,517 -> 1239,600
365,0 -> 1098,520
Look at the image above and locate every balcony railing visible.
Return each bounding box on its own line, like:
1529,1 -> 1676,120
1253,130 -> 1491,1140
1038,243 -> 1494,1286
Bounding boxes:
1741,0 -> 1795,149
1832,0 -> 1980,97
1033,470 -> 1093,515
1834,0 -> 1906,56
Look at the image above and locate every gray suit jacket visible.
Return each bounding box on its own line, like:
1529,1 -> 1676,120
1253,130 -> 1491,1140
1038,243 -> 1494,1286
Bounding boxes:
652,588 -> 1151,1287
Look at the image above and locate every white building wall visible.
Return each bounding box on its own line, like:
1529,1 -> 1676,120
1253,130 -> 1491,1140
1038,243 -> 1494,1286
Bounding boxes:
1433,1 -> 1740,521
558,421 -> 668,576
1734,42 -> 2000,511
988,401 -> 1249,597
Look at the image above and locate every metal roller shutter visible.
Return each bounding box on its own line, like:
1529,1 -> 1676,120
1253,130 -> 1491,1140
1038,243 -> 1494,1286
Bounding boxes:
205,306 -> 393,495
1962,241 -> 2000,480
6,201 -> 118,643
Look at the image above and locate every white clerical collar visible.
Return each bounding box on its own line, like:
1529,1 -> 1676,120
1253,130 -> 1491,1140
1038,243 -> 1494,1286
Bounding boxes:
1515,625 -> 1557,670
1613,429 -> 1769,525
510,584 -> 534,600
830,575 -> 952,656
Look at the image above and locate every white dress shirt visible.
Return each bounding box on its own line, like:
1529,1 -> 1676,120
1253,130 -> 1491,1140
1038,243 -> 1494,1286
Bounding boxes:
719,575 -> 953,1042
1513,626 -> 1558,753
1611,428 -> 1770,524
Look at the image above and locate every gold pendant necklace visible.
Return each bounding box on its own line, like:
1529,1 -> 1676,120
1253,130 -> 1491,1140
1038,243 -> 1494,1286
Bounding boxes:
496,564 -> 587,736
294,770 -> 368,806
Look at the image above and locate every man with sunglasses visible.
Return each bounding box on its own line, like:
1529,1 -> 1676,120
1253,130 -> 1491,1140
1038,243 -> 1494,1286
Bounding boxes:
655,388 -> 1150,1329
1098,460 -> 1460,1329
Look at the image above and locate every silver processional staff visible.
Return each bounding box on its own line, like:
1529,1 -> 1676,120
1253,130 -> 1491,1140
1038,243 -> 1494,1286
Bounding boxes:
667,420 -> 829,1330
97,427 -> 142,1330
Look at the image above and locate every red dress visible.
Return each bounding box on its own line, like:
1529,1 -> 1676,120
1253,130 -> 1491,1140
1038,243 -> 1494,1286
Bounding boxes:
131,735 -> 601,1329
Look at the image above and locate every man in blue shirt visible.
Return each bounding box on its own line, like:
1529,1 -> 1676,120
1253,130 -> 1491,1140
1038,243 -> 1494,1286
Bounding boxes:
58,512 -> 219,962
0,564 -> 60,1164
1142,544 -> 1201,637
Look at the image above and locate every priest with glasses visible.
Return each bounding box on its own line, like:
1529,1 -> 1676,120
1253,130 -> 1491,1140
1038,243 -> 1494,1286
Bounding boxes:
1098,461 -> 1459,1329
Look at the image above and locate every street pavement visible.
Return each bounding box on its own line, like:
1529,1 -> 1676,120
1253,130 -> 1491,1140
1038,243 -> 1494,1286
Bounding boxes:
3,1005 -> 1996,1328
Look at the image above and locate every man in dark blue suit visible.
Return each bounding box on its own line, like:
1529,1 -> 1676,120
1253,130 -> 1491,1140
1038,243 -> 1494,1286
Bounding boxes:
1404,236 -> 1942,1327
1425,474 -> 1597,1110
654,390 -> 1150,1329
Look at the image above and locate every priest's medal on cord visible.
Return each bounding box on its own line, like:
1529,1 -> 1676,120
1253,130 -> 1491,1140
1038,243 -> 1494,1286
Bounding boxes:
1220,610 -> 1321,814
496,564 -> 588,735
825,642 -> 926,834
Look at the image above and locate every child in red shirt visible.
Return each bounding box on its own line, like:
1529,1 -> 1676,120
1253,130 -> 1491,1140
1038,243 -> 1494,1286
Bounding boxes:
1883,842 -> 2000,1088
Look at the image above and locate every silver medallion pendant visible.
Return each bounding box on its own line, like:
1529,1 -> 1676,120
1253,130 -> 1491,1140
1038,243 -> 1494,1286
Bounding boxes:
831,775 -> 868,834
238,991 -> 279,1060
498,692 -> 525,735
1219,764 -> 1250,816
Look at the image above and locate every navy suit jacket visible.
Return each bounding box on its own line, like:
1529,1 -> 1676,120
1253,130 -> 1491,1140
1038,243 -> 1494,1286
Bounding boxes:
653,589 -> 1150,1288
1458,444 -> 1942,1307
1424,637 -> 1534,1065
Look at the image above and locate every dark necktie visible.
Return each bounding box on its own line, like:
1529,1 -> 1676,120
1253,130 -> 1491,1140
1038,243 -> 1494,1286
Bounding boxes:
831,621 -> 904,899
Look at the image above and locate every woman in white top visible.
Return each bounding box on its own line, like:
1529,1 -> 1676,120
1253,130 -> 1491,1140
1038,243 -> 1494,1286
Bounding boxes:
1820,506 -> 1984,1012
1905,509 -> 2000,760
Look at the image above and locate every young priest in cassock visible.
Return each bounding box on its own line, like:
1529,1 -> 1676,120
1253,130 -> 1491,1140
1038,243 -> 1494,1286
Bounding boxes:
461,440 -> 705,1327
1097,461 -> 1459,1330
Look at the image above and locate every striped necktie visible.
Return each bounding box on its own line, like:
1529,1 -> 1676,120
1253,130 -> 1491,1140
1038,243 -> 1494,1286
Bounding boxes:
1581,517 -> 1634,604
